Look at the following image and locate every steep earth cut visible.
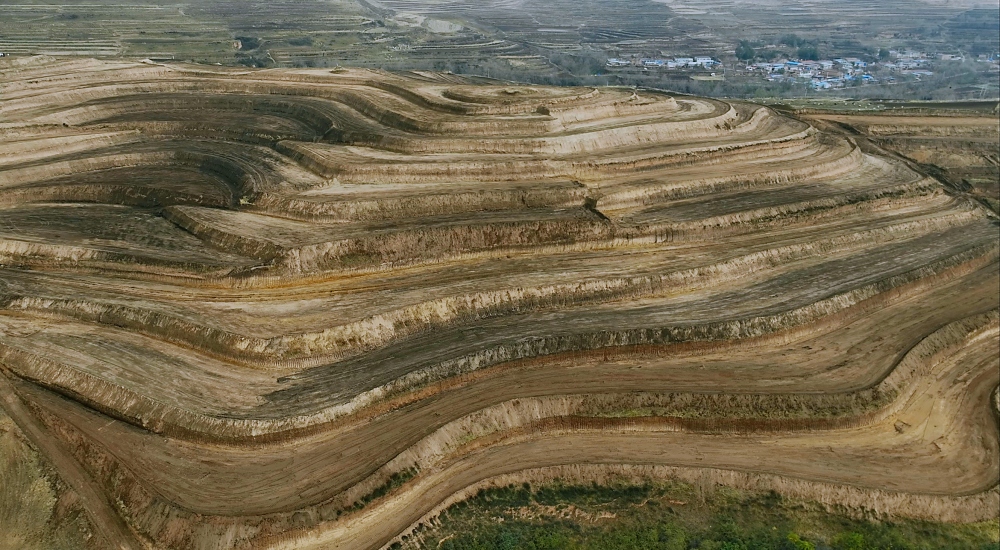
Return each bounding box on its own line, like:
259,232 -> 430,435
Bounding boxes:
0,56 -> 998,550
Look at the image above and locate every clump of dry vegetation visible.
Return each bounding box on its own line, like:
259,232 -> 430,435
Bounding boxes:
0,408 -> 90,550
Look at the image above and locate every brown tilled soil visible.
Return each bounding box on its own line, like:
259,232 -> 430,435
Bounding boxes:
0,57 -> 998,550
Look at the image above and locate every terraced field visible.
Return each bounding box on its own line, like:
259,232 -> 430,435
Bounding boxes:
0,56 -> 998,550
801,108 -> 1000,214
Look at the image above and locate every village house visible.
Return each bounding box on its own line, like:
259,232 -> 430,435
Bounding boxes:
694,56 -> 717,67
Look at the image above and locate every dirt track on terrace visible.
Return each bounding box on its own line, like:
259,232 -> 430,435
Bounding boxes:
0,57 -> 998,549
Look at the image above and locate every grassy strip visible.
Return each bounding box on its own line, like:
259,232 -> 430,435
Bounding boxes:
346,467 -> 419,514
399,480 -> 999,550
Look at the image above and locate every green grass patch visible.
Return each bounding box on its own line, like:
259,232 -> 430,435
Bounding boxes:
400,479 -> 1000,550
